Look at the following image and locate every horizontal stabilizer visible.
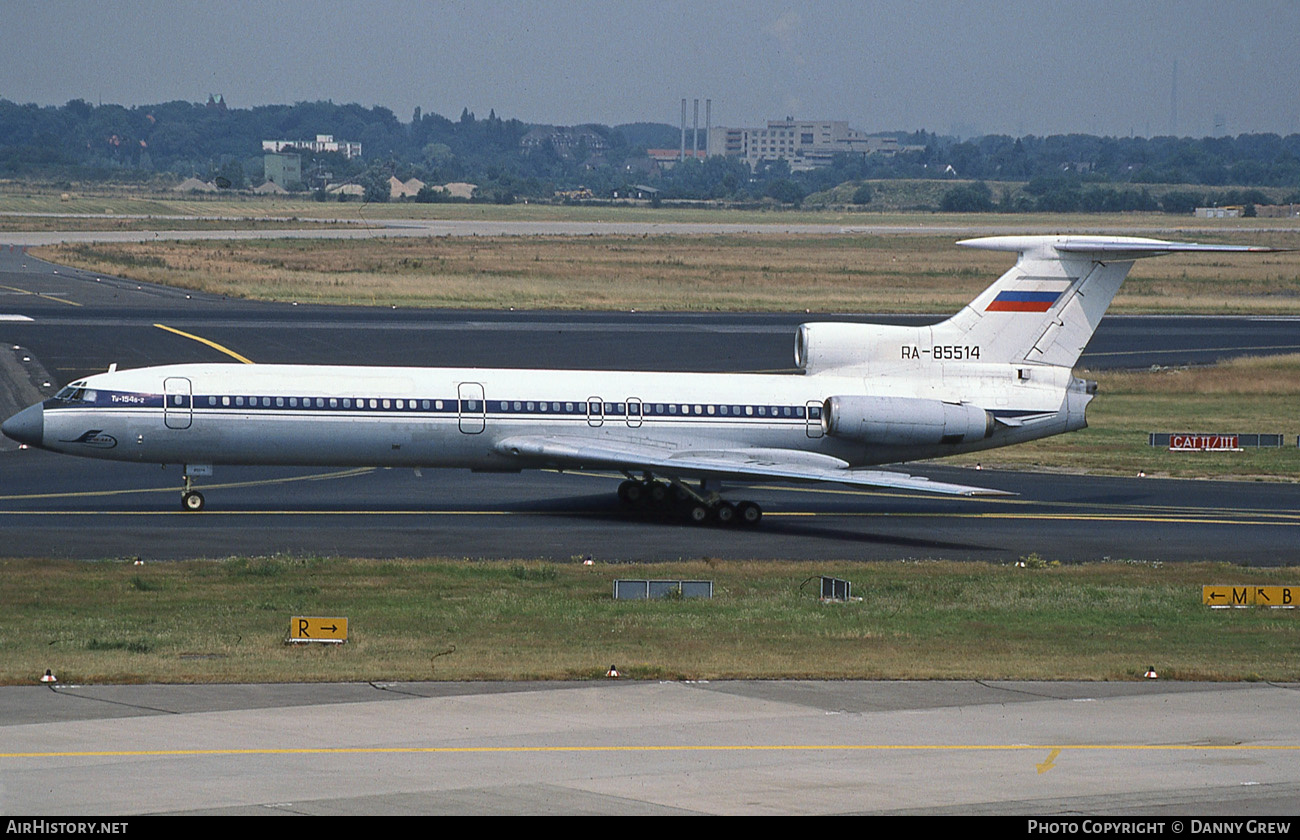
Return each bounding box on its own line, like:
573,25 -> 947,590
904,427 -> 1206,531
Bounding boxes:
959,235 -> 1283,259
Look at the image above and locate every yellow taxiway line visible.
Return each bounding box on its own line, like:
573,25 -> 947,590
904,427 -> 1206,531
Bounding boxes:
153,323 -> 255,364
0,283 -> 81,307
5,743 -> 1298,760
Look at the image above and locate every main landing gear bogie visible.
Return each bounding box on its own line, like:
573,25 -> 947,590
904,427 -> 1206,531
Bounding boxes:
617,479 -> 763,527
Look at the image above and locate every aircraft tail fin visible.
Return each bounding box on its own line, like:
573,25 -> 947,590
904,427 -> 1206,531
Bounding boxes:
936,236 -> 1275,368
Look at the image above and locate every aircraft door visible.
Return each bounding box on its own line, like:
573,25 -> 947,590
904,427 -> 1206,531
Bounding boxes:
457,382 -> 485,434
586,397 -> 604,427
805,399 -> 824,438
163,377 -> 192,430
625,398 -> 642,428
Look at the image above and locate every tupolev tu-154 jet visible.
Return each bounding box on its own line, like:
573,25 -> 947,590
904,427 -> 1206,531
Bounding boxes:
1,235 -> 1275,526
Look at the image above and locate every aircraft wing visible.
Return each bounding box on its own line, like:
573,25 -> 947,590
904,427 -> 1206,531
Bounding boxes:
494,435 -> 1013,497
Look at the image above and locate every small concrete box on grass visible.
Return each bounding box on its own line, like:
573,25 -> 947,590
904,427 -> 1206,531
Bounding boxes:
821,577 -> 852,601
613,580 -> 714,600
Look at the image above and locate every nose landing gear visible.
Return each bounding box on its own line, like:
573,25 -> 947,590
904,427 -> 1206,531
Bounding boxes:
179,465 -> 211,512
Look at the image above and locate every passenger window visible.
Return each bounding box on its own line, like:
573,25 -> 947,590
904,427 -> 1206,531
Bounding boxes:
276,397 -> 285,407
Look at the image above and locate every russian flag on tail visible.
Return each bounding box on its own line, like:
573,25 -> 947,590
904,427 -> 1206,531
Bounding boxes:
985,290 -> 1061,312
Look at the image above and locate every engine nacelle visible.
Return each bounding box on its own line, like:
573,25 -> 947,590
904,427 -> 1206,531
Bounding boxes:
822,395 -> 994,446
796,323 -> 861,373
795,322 -> 929,374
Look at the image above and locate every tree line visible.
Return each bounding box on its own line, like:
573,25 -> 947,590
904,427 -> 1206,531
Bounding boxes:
2,98 -> 1298,207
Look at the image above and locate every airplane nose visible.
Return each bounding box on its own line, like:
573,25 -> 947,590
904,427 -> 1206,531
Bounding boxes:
2,403 -> 44,447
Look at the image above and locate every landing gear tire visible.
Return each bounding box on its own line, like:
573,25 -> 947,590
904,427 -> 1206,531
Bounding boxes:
736,501 -> 763,527
713,501 -> 736,525
688,504 -> 711,524
618,480 -> 643,506
647,481 -> 671,506
181,491 -> 205,512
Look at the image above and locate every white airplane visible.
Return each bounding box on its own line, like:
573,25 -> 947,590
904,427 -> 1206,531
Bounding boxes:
2,235 -> 1273,525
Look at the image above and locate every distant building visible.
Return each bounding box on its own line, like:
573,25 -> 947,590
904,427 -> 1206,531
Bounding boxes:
520,125 -> 610,158
646,148 -> 704,170
612,185 -> 659,200
263,152 -> 301,190
1194,206 -> 1243,218
262,134 -> 362,160
706,119 -> 902,172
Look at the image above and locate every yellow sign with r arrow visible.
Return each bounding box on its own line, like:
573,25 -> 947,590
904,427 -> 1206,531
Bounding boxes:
289,616 -> 348,643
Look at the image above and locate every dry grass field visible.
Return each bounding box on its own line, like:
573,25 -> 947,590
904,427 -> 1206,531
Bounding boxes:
36,227 -> 1300,312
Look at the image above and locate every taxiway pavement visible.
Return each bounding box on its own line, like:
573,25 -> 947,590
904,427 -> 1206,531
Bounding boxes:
3,679 -> 1299,814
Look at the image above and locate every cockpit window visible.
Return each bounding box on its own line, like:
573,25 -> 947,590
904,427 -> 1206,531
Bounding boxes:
53,385 -> 96,403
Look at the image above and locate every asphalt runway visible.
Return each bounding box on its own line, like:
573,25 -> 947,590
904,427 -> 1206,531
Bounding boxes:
4,450 -> 1300,564
3,246 -> 1299,563
4,679 -> 1299,814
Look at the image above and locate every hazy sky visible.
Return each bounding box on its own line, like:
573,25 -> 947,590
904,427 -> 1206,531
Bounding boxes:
7,0 -> 1300,138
